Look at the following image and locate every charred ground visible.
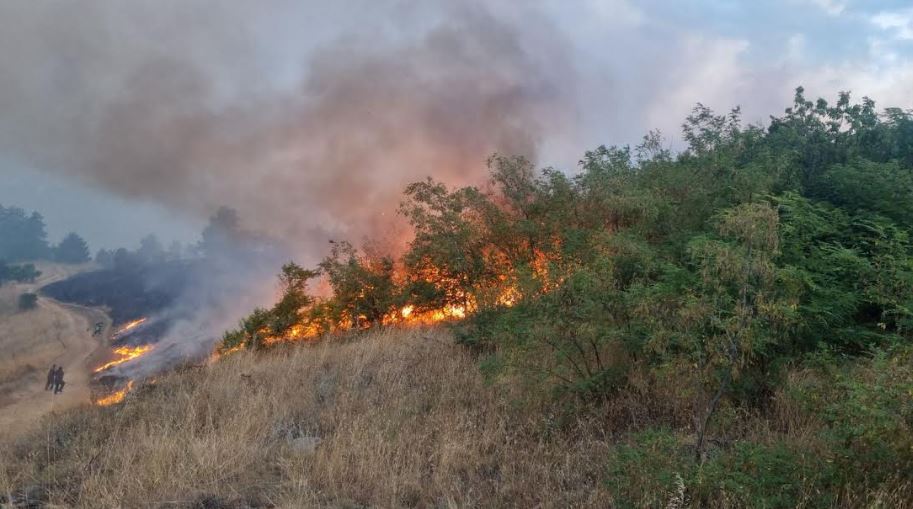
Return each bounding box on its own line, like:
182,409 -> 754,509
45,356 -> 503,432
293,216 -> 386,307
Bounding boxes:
40,260 -> 194,326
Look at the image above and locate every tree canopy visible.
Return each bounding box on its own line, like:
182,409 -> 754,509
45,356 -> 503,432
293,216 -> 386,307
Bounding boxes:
0,204 -> 50,262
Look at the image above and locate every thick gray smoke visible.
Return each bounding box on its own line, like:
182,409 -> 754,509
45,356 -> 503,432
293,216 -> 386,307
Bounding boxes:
0,0 -> 575,261
1,1 -> 576,381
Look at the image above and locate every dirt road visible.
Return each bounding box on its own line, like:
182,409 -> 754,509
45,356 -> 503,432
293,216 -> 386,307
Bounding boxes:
0,263 -> 110,438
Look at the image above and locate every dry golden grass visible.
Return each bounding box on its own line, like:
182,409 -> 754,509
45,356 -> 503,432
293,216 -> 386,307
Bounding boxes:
0,327 -> 613,508
0,284 -> 69,391
0,262 -> 95,390
4,325 -> 910,508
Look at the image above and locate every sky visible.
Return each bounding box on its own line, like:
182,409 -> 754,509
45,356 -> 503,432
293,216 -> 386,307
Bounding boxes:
0,0 -> 911,254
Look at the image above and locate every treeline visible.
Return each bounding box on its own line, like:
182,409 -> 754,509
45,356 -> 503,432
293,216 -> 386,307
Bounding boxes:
0,204 -> 92,265
0,200 -> 204,277
43,206 -> 272,324
224,89 -> 913,505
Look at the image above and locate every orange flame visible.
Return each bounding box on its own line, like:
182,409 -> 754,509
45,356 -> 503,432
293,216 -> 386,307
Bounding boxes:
113,318 -> 147,336
93,345 -> 154,373
95,380 -> 134,406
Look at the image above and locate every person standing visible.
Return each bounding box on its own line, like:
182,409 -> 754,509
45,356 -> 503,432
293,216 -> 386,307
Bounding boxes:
53,366 -> 65,394
45,364 -> 56,391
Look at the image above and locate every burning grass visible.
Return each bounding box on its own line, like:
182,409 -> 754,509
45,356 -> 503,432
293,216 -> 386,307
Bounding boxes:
93,380 -> 134,406
92,344 -> 154,373
112,317 -> 147,337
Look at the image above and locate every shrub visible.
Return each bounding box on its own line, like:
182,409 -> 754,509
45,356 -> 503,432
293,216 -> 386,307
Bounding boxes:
605,428 -> 693,508
606,431 -> 835,509
18,293 -> 38,311
696,441 -> 834,508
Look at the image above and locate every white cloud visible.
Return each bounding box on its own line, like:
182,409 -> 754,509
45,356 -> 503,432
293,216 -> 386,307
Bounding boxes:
794,58 -> 913,108
871,8 -> 913,40
807,0 -> 848,16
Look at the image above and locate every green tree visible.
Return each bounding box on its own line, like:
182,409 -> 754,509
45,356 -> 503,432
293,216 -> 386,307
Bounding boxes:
200,207 -> 242,259
683,202 -> 798,461
137,234 -> 166,265
219,262 -> 318,351
0,204 -> 51,261
54,232 -> 91,264
318,241 -> 399,328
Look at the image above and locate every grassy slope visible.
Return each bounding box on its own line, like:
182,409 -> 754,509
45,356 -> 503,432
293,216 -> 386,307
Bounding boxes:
0,263 -> 102,406
0,327 -> 611,508
3,326 -> 911,508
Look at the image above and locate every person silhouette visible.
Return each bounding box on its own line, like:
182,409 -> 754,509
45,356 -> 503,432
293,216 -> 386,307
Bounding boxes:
53,366 -> 65,394
45,364 -> 56,391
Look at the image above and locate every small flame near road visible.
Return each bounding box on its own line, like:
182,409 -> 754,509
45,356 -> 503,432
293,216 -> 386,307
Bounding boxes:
93,345 -> 154,373
95,380 -> 134,406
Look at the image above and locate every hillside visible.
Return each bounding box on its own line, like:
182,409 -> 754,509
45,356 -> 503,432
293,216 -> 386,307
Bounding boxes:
1,327 -> 614,507
3,91 -> 913,508
3,326 -> 912,508
0,263 -> 110,438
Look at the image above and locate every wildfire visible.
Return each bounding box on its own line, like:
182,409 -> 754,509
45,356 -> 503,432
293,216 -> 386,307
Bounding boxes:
95,380 -> 134,406
93,344 -> 154,373
113,317 -> 147,336
217,250 -> 562,354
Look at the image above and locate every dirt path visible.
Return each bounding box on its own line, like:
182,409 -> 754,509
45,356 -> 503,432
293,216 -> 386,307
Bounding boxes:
0,264 -> 110,438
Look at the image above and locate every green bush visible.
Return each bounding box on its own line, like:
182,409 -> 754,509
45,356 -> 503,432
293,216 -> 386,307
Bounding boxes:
696,441 -> 834,508
605,428 -> 693,508
819,347 -> 913,487
18,292 -> 38,311
0,262 -> 41,286
606,431 -> 834,509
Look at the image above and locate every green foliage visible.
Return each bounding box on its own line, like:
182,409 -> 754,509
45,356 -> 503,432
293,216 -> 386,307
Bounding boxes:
17,292 -> 38,311
803,346 -> 913,486
219,262 -> 318,351
318,241 -> 399,328
220,90 -> 913,503
696,441 -> 834,508
54,232 -> 91,264
606,428 -> 691,508
0,262 -> 41,286
0,204 -> 51,261
606,429 -> 834,508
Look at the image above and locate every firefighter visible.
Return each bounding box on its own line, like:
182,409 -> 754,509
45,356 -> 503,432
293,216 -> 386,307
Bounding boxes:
45,364 -> 56,391
53,366 -> 65,394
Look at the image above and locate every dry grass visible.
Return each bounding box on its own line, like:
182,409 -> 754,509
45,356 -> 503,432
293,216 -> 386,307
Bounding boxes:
0,327 -> 612,508
0,262 -> 93,391
4,326 -> 910,508
0,285 -> 68,391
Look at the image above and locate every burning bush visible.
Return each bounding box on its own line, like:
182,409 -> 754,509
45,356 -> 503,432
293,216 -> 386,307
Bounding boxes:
220,263 -> 319,351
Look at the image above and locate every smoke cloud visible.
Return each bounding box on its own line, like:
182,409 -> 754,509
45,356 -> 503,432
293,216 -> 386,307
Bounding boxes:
3,1 -> 578,381
0,0 -> 575,262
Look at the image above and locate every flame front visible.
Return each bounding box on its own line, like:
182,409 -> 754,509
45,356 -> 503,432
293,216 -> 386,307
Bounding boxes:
113,318 -> 147,336
93,345 -> 154,373
95,380 -> 134,406
218,249 -> 559,355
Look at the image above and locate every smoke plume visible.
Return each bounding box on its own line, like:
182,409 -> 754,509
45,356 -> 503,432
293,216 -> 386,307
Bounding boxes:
0,0 -> 575,261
